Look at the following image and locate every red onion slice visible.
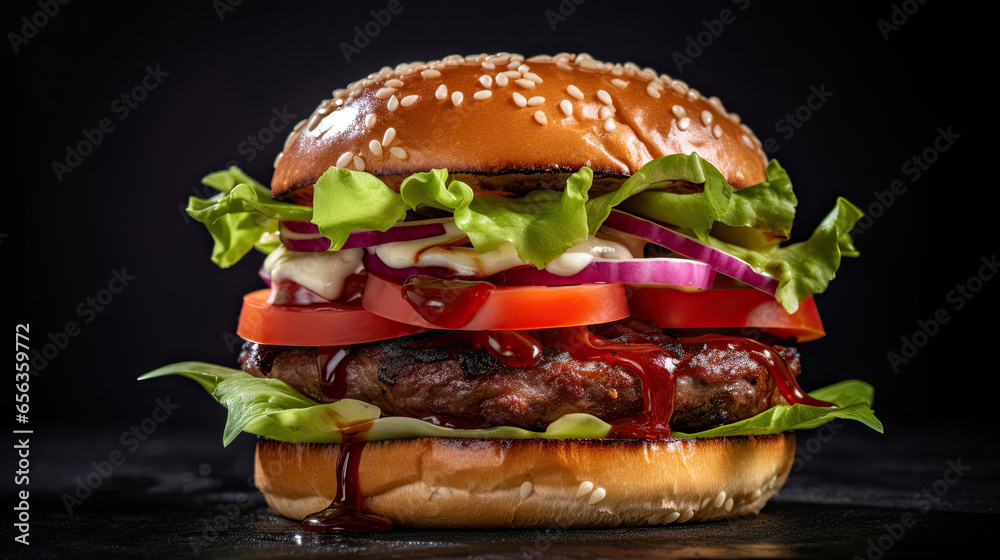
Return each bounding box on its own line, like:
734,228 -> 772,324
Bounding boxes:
279,221 -> 447,252
490,258 -> 715,290
604,210 -> 779,295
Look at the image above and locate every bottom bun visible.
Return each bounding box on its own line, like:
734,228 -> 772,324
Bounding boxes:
255,434 -> 795,529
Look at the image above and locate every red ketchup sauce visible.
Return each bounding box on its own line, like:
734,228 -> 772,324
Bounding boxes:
543,327 -> 677,439
400,276 -> 495,329
302,347 -> 393,533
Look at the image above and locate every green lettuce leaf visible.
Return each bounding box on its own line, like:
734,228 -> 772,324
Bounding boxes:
310,167 -> 409,250
186,167 -> 311,268
674,380 -> 883,437
140,362 -> 880,445
705,197 -> 863,312
399,168 -> 593,268
592,156 -> 797,240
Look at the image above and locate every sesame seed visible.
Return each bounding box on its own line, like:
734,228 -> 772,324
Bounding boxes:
353,155 -> 365,172
598,105 -> 614,119
517,64 -> 529,73
375,87 -> 396,100
519,481 -> 534,499
534,110 -> 547,125
588,487 -> 606,504
512,92 -> 527,107
385,79 -> 404,88
728,112 -> 741,124
648,513 -> 666,525
687,89 -> 701,101
272,151 -> 282,168
611,78 -> 628,89
523,72 -> 543,83
421,69 -> 441,79
506,60 -> 521,70
713,124 -> 723,138
382,127 -> 396,147
451,91 -> 463,106
514,78 -> 536,89
495,73 -> 509,87
390,147 -> 408,160
293,119 -> 307,132
724,497 -> 734,512
479,74 -> 493,88
646,84 -> 661,99
283,130 -> 298,150
527,96 -> 545,106
435,84 -> 448,100
481,60 -> 495,70
336,151 -> 354,169
400,94 -> 418,107
742,134 -> 754,148
662,511 -> 681,524
701,110 -> 713,126
567,84 -> 583,99
387,95 -> 399,111
473,89 -> 492,100
671,79 -> 690,95
714,491 -> 727,508
433,486 -> 452,499
749,489 -> 762,501
364,113 -> 377,129
597,89 -> 613,105
671,105 -> 686,118
560,99 -> 572,117
679,510 -> 695,523
502,70 -> 521,79
368,139 -> 383,156
603,118 -> 616,132
678,117 -> 690,131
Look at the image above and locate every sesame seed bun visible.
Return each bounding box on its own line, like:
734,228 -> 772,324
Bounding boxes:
272,52 -> 768,203
254,434 -> 795,529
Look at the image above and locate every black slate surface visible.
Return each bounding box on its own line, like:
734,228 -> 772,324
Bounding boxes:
7,424 -> 996,559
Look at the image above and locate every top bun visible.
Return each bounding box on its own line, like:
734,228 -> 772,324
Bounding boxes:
272,53 -> 767,203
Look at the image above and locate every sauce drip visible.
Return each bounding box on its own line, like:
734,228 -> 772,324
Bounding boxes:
673,334 -> 832,408
544,326 -> 676,439
474,330 -> 543,368
317,346 -> 350,400
300,437 -> 393,533
400,276 -> 495,329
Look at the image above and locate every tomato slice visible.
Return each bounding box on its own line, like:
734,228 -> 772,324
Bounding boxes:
237,289 -> 426,346
628,287 -> 826,342
363,274 -> 630,331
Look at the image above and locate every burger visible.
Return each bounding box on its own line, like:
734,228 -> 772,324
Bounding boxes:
143,52 -> 881,531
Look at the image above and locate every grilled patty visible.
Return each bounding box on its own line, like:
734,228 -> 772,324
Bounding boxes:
239,323 -> 800,433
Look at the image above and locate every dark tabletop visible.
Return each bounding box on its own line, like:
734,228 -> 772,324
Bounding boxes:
7,423 -> 996,559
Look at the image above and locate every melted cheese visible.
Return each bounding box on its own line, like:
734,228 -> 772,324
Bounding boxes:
263,246 -> 364,301
544,236 -> 635,276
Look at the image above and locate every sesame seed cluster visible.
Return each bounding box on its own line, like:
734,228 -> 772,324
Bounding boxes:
271,52 -> 767,198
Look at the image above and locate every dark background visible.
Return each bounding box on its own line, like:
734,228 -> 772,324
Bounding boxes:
10,0 -> 993,430
5,0 -> 996,556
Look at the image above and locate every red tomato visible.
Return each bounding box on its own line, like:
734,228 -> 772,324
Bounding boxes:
362,274 -> 631,331
237,289 -> 426,346
627,287 -> 826,342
